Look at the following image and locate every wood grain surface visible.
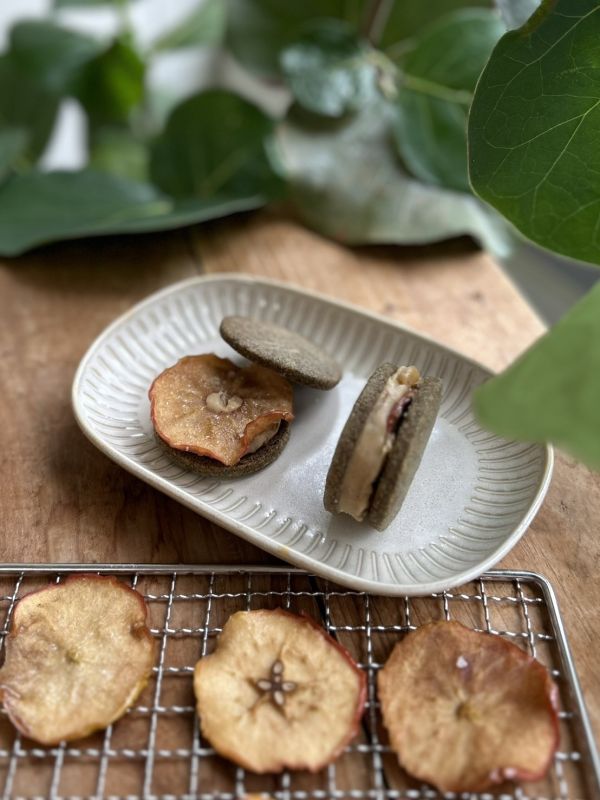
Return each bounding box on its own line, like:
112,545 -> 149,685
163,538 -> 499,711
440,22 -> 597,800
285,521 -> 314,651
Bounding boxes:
0,208 -> 598,762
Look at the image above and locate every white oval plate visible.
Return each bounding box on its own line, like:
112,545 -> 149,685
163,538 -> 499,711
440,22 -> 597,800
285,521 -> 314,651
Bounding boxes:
72,275 -> 552,595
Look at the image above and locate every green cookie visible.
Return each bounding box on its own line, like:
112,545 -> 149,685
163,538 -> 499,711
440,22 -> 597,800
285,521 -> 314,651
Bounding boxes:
155,422 -> 290,479
220,316 -> 342,389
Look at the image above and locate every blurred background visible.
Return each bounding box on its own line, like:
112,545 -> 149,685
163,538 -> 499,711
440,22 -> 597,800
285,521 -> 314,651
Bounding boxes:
0,0 -> 597,323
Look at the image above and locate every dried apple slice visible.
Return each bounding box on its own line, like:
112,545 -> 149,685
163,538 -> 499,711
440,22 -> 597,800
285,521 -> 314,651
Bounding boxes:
194,609 -> 366,773
378,620 -> 559,793
0,575 -> 155,745
150,354 -> 294,466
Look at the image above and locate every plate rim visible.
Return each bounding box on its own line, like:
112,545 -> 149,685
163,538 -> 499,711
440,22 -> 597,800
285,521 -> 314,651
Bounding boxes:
71,273 -> 554,596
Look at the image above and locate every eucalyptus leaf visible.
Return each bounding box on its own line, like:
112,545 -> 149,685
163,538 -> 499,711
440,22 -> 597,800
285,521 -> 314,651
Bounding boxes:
150,89 -> 280,200
380,0 -> 492,56
89,126 -> 148,182
153,0 -> 226,52
276,103 -> 509,253
9,20 -> 101,94
281,20 -> 381,118
0,169 -> 266,257
495,0 -> 539,29
468,0 -> 600,266
225,0 -> 493,77
0,55 -> 59,162
474,281 -> 600,468
226,0 -> 363,78
0,128 -> 29,180
74,36 -> 145,127
394,10 -> 504,192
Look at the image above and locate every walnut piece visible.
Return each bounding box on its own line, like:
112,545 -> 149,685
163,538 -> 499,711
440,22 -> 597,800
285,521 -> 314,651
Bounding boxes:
395,365 -> 421,386
206,391 -> 243,413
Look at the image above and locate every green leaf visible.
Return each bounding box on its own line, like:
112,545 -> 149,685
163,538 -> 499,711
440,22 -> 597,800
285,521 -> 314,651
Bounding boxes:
276,102 -> 509,252
153,0 -> 226,52
474,281 -> 600,468
381,0 -> 492,56
468,0 -> 600,266
150,89 -> 280,200
89,126 -> 149,182
225,0 -> 495,77
9,20 -> 101,94
73,37 -> 145,127
0,128 -> 29,180
495,0 -> 540,29
0,55 -> 59,162
225,0 -> 363,78
281,20 -> 381,118
0,169 -> 266,256
400,9 -> 503,90
393,10 -> 504,192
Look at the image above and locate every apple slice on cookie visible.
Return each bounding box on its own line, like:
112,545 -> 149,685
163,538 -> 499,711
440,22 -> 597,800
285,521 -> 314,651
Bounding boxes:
378,620 -> 559,793
150,354 -> 294,477
0,575 -> 155,744
194,609 -> 366,773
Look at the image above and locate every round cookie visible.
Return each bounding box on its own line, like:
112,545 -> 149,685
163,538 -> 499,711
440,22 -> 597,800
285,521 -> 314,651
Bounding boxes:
155,422 -> 290,479
324,364 -> 442,530
220,316 -> 342,390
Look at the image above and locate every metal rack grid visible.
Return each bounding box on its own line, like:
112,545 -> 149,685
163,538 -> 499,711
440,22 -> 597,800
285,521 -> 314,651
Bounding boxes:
0,565 -> 597,800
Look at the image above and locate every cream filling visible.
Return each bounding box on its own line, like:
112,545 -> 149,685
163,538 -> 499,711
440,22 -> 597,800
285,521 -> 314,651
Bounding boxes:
337,366 -> 421,521
245,422 -> 281,455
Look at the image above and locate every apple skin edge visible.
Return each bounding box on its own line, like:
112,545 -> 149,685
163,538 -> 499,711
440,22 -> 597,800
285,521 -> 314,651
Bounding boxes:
148,355 -> 294,465
4,573 -> 153,622
473,674 -> 560,795
378,621 -> 561,794
0,574 -> 155,746
195,608 -> 368,774
274,609 -> 368,774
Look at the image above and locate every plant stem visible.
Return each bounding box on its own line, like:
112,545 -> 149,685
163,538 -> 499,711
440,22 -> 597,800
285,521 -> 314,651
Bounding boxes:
403,73 -> 473,105
116,0 -> 133,39
361,0 -> 395,45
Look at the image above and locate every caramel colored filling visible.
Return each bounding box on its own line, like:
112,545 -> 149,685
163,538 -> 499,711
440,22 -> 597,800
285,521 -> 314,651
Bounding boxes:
337,367 -> 421,522
245,422 -> 280,454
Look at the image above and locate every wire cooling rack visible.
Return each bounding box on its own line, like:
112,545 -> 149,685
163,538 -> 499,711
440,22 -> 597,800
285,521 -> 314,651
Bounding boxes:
0,565 -> 597,800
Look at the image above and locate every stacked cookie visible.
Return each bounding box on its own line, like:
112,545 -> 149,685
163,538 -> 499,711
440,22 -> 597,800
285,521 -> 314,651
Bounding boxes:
150,315 -> 443,530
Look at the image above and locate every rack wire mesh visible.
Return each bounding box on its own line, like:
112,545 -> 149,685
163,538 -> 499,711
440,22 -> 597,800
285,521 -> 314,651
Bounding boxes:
0,565 -> 597,800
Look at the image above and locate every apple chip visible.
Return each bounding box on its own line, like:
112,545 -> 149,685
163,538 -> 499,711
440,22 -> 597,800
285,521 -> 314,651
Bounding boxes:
0,575 -> 155,744
150,355 -> 294,466
378,620 -> 559,792
194,609 -> 366,773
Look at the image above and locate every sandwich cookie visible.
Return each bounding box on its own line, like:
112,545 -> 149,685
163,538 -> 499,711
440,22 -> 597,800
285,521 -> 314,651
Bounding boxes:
154,423 -> 290,478
324,364 -> 442,530
150,354 -> 294,478
220,315 -> 342,390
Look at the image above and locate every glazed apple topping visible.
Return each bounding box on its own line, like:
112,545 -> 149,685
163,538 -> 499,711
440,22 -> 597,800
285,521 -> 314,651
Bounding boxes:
0,575 -> 155,745
194,609 -> 366,773
378,620 -> 559,793
150,354 -> 294,466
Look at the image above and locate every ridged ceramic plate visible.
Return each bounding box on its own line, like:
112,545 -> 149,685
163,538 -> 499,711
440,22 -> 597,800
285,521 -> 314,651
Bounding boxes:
73,275 -> 552,595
